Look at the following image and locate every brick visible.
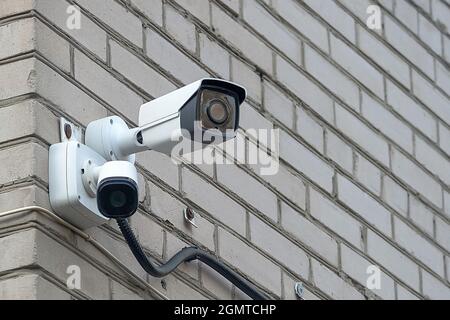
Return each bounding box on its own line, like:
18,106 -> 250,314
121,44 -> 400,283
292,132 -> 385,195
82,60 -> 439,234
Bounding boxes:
0,0 -> 33,18
149,274 -> 207,300
311,259 -> 364,299
0,274 -> 72,300
445,190 -> 450,219
249,214 -> 309,278
0,230 -> 38,273
200,263 -> 233,299
148,182 -> 215,250
355,154 -> 382,196
305,45 -> 360,111
110,40 -> 177,99
34,59 -> 108,126
111,281 -> 143,300
330,34 -> 384,99
325,130 -> 353,173
382,176 -> 408,216
130,212 -> 164,258
421,270 -> 450,299
384,15 -> 434,79
296,106 -> 324,152
281,202 -> 339,266
76,0 -> 143,47
361,92 -> 413,154
145,28 -> 209,84
263,81 -> 295,129
394,216 -> 444,277
242,0 -> 302,64
0,143 -> 48,185
396,284 -> 420,300
211,4 -> 273,74
279,130 -> 334,193
175,0 -> 211,26
182,168 -> 246,235
412,70 -> 450,125
239,103 -> 272,140
386,80 -> 437,142
218,227 -> 282,296
0,185 -> 49,213
367,230 -> 420,291
394,0 -> 419,33
409,196 -> 435,236
303,0 -> 356,43
432,0 -> 450,33
340,245 -> 396,300
337,175 -> 392,236
357,25 -> 411,87
0,18 -> 34,61
282,273 -> 320,300
35,0 -> 107,60
216,163 -> 278,222
415,135 -> 450,185
447,256 -> 450,282
35,19 -> 72,73
248,151 -> 306,210
335,104 -> 390,166
391,148 -> 442,208
231,58 -> 262,103
418,14 -> 442,54
137,151 -> 179,190
0,58 -> 35,100
77,228 -> 147,281
74,50 -> 142,123
435,217 -> 450,252
309,188 -> 363,250
35,230 -> 111,299
411,0 -> 431,14
199,32 -> 230,79
220,0 -> 240,13
0,100 -> 59,146
132,0 -> 163,26
276,56 -> 334,124
165,232 -> 199,280
165,5 -> 197,53
436,61 -> 450,96
445,36 -> 450,63
272,0 -> 329,52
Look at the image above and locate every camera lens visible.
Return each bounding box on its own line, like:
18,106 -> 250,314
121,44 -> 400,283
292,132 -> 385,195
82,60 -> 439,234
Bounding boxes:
97,177 -> 138,219
110,190 -> 126,208
207,100 -> 229,125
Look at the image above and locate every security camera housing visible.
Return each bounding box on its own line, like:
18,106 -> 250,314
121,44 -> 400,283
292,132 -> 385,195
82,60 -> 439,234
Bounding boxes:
85,78 -> 246,159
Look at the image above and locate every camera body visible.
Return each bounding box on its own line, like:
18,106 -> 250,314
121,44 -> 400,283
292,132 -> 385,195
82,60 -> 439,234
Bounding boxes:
50,79 -> 246,228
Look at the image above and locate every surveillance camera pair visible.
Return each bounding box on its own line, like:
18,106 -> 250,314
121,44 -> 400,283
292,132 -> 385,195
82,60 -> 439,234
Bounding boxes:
49,79 -> 246,227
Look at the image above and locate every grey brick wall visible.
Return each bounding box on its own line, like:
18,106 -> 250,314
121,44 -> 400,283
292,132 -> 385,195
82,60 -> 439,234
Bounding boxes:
0,0 -> 449,300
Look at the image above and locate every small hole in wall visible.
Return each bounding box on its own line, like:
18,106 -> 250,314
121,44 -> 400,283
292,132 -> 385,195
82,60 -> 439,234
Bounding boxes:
161,279 -> 167,290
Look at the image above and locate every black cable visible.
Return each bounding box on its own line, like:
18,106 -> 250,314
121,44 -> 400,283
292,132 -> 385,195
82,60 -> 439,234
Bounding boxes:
116,218 -> 269,300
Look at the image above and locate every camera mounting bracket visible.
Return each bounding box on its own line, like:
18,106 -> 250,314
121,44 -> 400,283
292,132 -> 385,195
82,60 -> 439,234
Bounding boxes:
49,140 -> 110,229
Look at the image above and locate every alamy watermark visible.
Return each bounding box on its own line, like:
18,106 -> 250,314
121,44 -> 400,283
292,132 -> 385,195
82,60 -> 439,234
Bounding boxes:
366,265 -> 381,290
66,5 -> 81,30
170,123 -> 280,176
366,5 -> 382,31
66,265 -> 81,290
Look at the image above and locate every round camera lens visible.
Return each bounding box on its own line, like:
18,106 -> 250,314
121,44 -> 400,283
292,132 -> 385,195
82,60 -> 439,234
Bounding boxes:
110,190 -> 127,208
207,100 -> 229,125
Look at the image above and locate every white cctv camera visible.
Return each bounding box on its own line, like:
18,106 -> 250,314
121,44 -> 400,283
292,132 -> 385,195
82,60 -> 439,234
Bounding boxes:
85,78 -> 246,160
49,78 -> 246,229
82,161 -> 139,219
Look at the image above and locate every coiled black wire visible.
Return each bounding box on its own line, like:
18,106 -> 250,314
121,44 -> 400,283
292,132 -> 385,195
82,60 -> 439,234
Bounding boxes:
116,218 -> 269,300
